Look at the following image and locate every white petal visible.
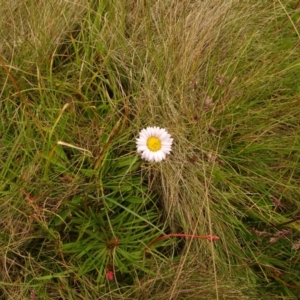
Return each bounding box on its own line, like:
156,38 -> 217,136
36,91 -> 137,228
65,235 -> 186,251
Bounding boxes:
136,137 -> 146,143
140,129 -> 150,138
162,141 -> 171,148
154,154 -> 161,162
142,149 -> 151,160
136,140 -> 147,147
137,145 -> 148,153
149,127 -> 156,137
162,142 -> 171,148
159,132 -> 169,140
148,151 -> 155,162
139,132 -> 148,140
156,151 -> 165,161
162,151 -> 167,159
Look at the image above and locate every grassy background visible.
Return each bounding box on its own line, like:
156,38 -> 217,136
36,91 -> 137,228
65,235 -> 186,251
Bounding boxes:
1,0 -> 300,299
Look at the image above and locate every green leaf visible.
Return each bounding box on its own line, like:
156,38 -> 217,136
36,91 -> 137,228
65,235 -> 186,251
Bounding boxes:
125,196 -> 144,203
80,168 -> 98,177
36,269 -> 74,281
54,209 -> 70,226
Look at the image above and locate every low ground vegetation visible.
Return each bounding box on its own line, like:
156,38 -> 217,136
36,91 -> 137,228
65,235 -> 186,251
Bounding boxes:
1,0 -> 300,299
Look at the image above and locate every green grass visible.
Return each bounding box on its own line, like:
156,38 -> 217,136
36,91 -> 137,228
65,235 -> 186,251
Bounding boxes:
1,0 -> 300,299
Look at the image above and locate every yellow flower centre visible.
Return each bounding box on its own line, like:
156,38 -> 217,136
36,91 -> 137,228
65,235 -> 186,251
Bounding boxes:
147,137 -> 162,152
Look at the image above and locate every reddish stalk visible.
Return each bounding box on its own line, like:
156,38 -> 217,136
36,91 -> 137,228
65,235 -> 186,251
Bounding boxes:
145,233 -> 219,251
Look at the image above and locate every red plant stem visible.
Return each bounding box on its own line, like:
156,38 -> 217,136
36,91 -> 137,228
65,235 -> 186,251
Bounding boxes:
145,233 -> 219,251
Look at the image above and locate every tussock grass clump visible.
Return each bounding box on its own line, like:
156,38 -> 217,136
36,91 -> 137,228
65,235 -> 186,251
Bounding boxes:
0,0 -> 87,64
1,0 -> 300,299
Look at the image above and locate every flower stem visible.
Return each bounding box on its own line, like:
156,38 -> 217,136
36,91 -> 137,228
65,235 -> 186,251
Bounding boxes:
145,233 -> 219,251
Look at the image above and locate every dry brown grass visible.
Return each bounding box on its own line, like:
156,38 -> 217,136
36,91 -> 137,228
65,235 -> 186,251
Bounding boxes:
0,0 -> 88,65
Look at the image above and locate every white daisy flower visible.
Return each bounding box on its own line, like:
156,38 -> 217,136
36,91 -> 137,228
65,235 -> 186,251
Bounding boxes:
136,126 -> 173,162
